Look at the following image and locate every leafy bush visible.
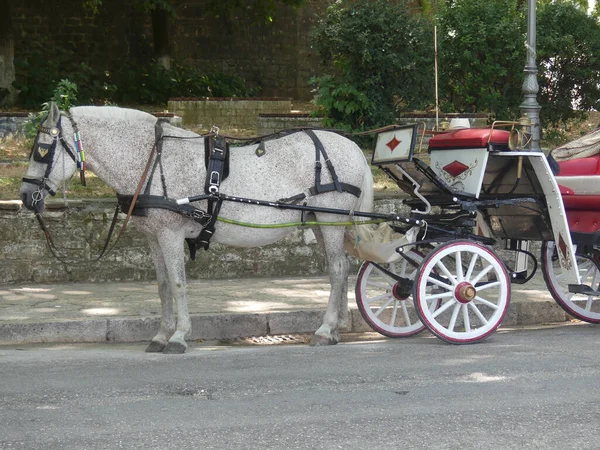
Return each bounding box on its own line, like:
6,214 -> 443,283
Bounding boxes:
25,79 -> 79,138
311,0 -> 434,131
12,38 -> 77,109
537,2 -> 600,125
13,38 -> 256,108
437,0 -> 526,120
113,63 -> 256,105
437,0 -> 600,126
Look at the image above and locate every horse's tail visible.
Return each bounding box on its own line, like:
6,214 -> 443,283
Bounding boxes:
344,163 -> 376,257
356,163 -> 374,217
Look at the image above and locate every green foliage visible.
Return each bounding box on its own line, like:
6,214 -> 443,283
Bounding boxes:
25,79 -> 79,138
13,38 -> 256,108
537,2 -> 600,125
437,0 -> 600,125
12,37 -> 77,109
437,0 -> 526,120
311,0 -> 434,132
114,63 -> 256,105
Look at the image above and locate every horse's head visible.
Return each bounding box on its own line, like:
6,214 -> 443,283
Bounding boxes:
21,102 -> 79,212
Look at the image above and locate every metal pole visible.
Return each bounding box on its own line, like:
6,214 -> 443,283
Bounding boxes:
434,25 -> 439,131
520,0 -> 541,151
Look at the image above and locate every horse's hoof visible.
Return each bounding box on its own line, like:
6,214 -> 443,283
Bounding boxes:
145,340 -> 167,353
309,334 -> 339,346
163,341 -> 187,354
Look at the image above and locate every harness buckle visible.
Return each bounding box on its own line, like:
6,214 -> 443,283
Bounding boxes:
208,171 -> 220,193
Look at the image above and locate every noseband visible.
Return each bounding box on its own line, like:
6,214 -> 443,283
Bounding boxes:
22,114 -> 86,202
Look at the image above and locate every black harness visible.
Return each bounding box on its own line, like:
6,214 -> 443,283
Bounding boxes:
27,117 -> 362,262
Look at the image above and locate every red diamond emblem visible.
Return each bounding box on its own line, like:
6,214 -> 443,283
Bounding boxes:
443,160 -> 469,178
558,233 -> 568,261
386,136 -> 401,152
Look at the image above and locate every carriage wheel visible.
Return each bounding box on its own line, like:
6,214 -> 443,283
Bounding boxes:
541,241 -> 600,323
355,250 -> 430,337
414,240 -> 510,344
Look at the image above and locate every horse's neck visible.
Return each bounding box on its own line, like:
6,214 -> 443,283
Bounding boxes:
74,111 -> 156,194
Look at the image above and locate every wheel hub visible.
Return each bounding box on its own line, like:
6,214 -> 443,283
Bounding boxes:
455,281 -> 476,304
392,279 -> 412,300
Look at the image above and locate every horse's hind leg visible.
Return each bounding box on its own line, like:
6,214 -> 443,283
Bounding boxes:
145,236 -> 176,353
311,224 -> 349,346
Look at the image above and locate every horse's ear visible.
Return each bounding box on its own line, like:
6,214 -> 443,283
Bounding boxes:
43,102 -> 61,127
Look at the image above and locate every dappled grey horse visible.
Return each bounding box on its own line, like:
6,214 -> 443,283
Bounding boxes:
20,103 -> 374,353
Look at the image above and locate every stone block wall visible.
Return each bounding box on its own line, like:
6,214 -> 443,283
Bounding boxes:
257,113 -> 323,135
2,197 -> 379,284
0,112 -> 28,139
168,97 -> 292,130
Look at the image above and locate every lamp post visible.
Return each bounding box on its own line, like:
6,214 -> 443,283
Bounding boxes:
520,0 -> 541,151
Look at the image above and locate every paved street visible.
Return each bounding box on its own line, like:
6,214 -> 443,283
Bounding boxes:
1,323 -> 599,450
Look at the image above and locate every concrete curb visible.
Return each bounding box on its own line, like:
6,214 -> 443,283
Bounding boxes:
0,299 -> 570,346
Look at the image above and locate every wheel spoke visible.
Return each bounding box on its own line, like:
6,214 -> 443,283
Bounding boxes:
469,264 -> 494,285
400,300 -> 412,326
389,300 -> 399,325
455,251 -> 464,282
424,291 -> 454,301
473,296 -> 499,310
366,280 -> 393,289
463,304 -> 471,332
366,292 -> 393,305
448,302 -> 461,331
468,302 -> 489,325
434,260 -> 457,285
465,253 -> 478,281
475,280 -> 501,291
426,275 -> 453,291
432,298 -> 457,318
374,296 -> 395,316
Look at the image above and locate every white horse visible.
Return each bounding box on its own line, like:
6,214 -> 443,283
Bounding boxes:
20,103 -> 374,353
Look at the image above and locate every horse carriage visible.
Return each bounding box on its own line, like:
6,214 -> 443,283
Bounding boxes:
19,102 -> 600,352
354,121 -> 600,344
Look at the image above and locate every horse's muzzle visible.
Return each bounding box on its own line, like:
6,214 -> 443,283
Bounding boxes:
20,188 -> 45,213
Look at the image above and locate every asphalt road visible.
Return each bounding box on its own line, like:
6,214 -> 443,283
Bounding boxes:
1,324 -> 600,450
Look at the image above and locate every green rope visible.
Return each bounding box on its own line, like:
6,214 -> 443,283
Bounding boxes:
216,217 -> 387,228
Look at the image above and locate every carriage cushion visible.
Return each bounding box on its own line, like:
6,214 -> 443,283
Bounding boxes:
428,128 -> 510,151
557,154 -> 600,176
558,184 -> 574,195
565,210 -> 600,233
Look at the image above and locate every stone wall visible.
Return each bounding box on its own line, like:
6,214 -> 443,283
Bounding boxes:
168,98 -> 292,130
257,113 -> 323,135
1,197 -> 406,285
0,112 -> 28,139
11,0 -> 336,100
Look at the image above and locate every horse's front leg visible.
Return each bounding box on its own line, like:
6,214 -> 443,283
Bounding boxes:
311,225 -> 349,346
145,235 -> 176,352
157,229 -> 191,354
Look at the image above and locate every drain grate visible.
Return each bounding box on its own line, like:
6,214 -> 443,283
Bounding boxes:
222,334 -> 310,346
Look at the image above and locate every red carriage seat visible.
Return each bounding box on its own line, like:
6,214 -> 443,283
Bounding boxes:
556,155 -> 600,233
428,128 -> 511,151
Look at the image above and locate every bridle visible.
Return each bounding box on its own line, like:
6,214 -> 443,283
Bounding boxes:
23,111 -> 162,263
22,114 -> 86,206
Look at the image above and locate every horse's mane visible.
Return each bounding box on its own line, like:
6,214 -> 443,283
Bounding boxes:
71,106 -> 157,124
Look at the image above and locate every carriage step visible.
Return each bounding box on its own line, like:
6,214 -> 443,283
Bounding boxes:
568,284 -> 600,296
